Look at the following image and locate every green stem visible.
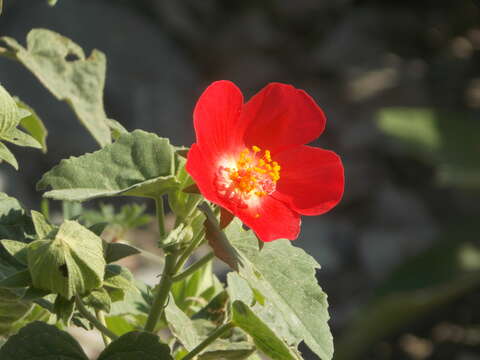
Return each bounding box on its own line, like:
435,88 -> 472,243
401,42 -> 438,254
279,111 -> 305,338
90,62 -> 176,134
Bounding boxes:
182,322 -> 234,360
173,229 -> 205,274
75,295 -> 118,341
156,196 -> 166,238
95,310 -> 111,346
144,252 -> 178,332
173,252 -> 214,283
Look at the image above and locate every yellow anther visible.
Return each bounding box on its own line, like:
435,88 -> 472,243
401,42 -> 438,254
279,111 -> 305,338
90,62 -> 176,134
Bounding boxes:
265,150 -> 271,162
252,145 -> 261,153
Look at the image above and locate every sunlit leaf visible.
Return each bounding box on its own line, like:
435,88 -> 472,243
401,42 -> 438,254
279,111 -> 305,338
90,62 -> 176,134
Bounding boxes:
225,219 -> 333,360
37,130 -> 178,201
1,29 -> 111,147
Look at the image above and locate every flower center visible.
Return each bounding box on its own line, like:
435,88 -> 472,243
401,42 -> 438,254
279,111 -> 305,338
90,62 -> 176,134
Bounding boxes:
215,146 -> 281,209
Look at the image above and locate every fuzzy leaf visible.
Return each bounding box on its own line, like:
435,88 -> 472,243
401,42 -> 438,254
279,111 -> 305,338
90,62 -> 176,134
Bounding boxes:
0,85 -> 19,136
0,321 -> 89,359
0,240 -> 28,265
0,269 -> 31,288
225,219 -> 333,360
15,99 -> 48,152
165,295 -> 201,351
0,142 -> 17,170
30,210 -> 54,239
105,242 -> 140,263
1,29 -> 111,147
37,130 -> 178,201
232,301 -> 296,360
27,220 -> 105,299
98,331 -> 173,360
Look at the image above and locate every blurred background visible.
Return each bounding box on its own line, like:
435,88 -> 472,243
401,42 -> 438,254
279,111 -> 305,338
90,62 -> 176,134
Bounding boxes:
1,0 -> 480,359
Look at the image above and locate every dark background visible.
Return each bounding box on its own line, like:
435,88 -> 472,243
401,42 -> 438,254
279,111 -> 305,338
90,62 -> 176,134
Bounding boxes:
1,0 -> 480,359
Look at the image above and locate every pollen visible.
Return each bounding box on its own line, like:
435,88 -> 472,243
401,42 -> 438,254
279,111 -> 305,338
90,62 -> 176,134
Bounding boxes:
214,145 -> 281,209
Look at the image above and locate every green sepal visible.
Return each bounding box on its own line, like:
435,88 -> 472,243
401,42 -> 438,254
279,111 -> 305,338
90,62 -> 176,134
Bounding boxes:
54,295 -> 75,326
27,220 -> 105,299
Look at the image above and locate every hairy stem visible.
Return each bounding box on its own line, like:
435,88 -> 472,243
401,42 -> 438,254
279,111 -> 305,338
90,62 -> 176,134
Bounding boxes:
156,196 -> 166,238
144,252 -> 178,332
173,229 -> 205,274
75,295 -> 118,341
182,322 -> 234,360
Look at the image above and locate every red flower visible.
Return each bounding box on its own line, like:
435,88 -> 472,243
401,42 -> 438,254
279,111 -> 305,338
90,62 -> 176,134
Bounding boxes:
186,81 -> 344,242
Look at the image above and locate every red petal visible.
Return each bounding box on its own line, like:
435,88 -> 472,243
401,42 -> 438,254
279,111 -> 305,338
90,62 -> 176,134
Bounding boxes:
186,144 -> 221,204
236,196 -> 301,242
194,81 -> 245,160
242,83 -> 326,154
187,145 -> 300,242
273,145 -> 344,215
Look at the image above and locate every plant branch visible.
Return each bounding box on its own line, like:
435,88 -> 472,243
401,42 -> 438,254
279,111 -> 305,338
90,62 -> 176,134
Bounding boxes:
144,252 -> 178,332
173,229 -> 205,274
75,295 -> 118,341
156,196 -> 166,238
182,322 -> 234,360
172,252 -> 214,283
95,310 -> 111,346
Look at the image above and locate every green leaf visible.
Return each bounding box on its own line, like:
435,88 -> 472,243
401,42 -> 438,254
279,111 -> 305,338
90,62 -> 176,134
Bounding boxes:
30,210 -> 54,239
226,219 -> 333,360
37,130 -> 178,201
198,341 -> 256,360
1,29 -> 111,147
0,193 -> 35,245
2,127 -> 41,149
15,98 -> 48,152
172,256 -> 223,315
231,301 -> 296,360
0,269 -> 31,288
0,321 -> 89,359
27,220 -> 105,299
48,0 -> 58,6
0,240 -> 28,265
82,287 -> 111,313
166,295 -> 254,359
98,331 -> 173,360
105,315 -> 136,336
53,295 -> 75,325
192,291 -> 229,324
0,85 -> 19,136
165,295 -> 202,351
105,242 -> 141,263
0,142 -> 17,170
